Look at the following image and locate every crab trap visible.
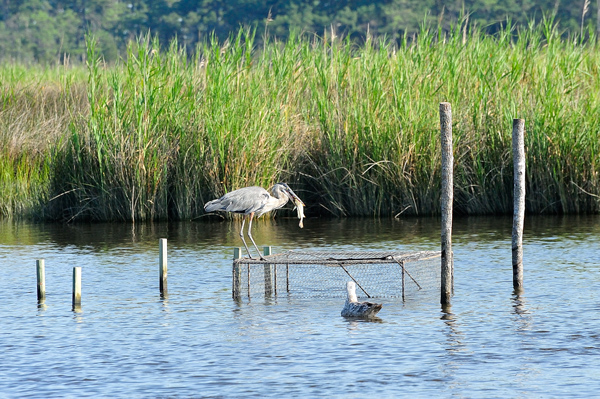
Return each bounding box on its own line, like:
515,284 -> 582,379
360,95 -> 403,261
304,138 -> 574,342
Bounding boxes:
232,249 -> 441,301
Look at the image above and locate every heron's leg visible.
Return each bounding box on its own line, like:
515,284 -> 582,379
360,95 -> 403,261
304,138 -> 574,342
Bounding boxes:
247,212 -> 265,260
239,217 -> 254,259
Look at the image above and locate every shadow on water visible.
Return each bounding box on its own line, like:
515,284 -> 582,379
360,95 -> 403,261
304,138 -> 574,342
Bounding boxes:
1,214 -> 597,252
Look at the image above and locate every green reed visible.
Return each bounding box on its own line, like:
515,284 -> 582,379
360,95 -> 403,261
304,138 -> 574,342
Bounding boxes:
47,30 -> 306,221
0,62 -> 87,218
0,20 -> 599,221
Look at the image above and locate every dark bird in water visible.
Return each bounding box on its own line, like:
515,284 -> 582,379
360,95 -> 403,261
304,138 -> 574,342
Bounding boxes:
204,183 -> 305,259
341,281 -> 383,318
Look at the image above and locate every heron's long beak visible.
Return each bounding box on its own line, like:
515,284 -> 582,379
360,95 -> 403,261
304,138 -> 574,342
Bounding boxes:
285,186 -> 305,206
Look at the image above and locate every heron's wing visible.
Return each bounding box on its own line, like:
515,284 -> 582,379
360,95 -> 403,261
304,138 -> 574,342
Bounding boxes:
204,186 -> 270,214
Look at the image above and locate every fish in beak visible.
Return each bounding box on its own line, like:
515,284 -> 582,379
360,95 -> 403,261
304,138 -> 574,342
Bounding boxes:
278,183 -> 304,206
279,183 -> 305,228
295,200 -> 305,228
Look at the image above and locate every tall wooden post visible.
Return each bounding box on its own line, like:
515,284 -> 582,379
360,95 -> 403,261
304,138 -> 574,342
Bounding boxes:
72,267 -> 82,310
263,246 -> 273,296
159,238 -> 168,294
232,247 -> 242,300
36,259 -> 46,302
512,119 -> 526,291
440,102 -> 454,306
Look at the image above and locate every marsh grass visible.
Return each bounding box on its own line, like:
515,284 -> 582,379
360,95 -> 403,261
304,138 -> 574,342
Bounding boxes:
0,63 -> 87,217
1,21 -> 599,221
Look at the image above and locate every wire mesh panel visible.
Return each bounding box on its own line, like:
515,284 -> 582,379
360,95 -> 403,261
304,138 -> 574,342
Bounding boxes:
233,250 -> 441,301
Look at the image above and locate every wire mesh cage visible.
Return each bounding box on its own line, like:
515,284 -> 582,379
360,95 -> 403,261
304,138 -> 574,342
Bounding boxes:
233,250 -> 441,301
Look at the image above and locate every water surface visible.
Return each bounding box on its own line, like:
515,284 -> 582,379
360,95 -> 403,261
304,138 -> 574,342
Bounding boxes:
1,215 -> 599,398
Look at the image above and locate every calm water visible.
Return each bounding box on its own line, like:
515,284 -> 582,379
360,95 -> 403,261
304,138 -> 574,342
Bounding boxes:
1,215 -> 599,398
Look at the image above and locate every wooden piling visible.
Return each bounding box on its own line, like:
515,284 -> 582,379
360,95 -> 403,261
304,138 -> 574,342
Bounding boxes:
512,119 -> 526,290
440,102 -> 454,306
233,247 -> 242,300
36,259 -> 45,302
72,267 -> 82,309
263,246 -> 273,296
159,238 -> 168,294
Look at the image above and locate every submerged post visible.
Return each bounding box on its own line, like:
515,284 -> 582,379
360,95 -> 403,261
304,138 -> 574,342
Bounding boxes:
233,247 -> 242,300
400,261 -> 406,302
36,259 -> 46,302
263,246 -> 273,296
440,102 -> 454,306
159,238 -> 168,294
512,119 -> 526,291
72,267 -> 82,310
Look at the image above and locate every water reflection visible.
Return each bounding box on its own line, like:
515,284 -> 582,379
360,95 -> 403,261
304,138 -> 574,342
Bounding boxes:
37,300 -> 47,312
72,306 -> 84,325
440,305 -> 466,355
344,317 -> 384,330
160,293 -> 170,314
511,292 -> 530,319
2,214 -> 598,252
510,292 -> 542,390
439,304 -> 466,392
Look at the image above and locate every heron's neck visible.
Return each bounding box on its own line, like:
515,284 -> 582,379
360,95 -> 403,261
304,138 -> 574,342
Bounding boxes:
268,194 -> 289,210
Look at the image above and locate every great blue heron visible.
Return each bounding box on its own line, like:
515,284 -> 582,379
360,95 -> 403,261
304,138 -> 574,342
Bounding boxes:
341,281 -> 383,318
204,183 -> 305,259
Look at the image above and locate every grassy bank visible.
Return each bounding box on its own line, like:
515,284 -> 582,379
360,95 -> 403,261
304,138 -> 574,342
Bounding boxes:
1,21 -> 599,221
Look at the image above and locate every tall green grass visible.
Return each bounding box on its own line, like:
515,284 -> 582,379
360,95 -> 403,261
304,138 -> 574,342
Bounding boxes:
0,63 -> 87,217
1,21 -> 599,221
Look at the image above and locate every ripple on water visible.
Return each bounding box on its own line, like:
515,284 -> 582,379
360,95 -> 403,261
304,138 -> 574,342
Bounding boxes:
0,216 -> 599,398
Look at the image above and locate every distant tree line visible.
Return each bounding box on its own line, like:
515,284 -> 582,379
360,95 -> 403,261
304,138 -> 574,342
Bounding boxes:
1,0 -> 599,63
